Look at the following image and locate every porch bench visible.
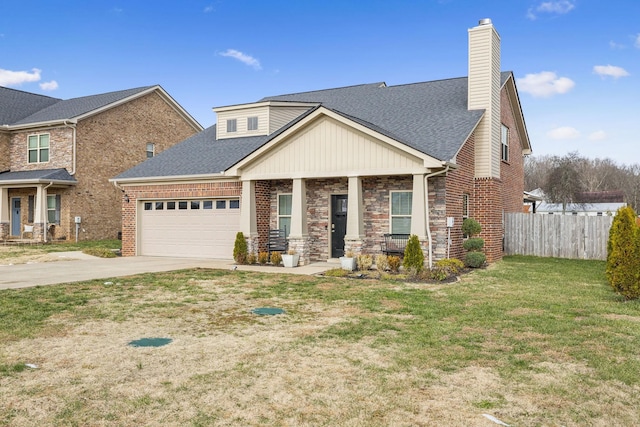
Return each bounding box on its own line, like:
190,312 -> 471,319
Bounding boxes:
381,233 -> 410,257
267,229 -> 288,255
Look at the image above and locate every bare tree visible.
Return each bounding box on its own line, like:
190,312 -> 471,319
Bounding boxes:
543,152 -> 585,213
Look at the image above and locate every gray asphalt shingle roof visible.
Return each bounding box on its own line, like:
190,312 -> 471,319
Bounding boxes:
0,86 -> 61,126
6,86 -> 155,126
115,72 -> 514,180
0,168 -> 77,183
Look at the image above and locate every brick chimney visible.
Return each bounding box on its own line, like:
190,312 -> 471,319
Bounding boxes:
468,18 -> 501,179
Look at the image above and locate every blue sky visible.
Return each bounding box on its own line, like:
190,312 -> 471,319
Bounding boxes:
2,0 -> 639,165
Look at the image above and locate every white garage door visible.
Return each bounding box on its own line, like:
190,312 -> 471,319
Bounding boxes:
139,199 -> 240,258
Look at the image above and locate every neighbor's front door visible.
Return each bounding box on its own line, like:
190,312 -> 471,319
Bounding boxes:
331,194 -> 348,258
11,198 -> 21,236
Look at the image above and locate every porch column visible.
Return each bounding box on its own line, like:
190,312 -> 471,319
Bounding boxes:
345,176 -> 364,240
0,187 -> 9,240
410,174 -> 427,240
289,178 -> 308,238
34,184 -> 48,242
240,180 -> 259,253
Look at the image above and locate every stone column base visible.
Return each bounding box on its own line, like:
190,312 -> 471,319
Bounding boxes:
0,222 -> 8,240
245,234 -> 260,255
344,238 -> 364,256
287,237 -> 311,266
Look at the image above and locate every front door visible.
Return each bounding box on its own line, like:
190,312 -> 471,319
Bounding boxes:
11,198 -> 21,236
331,195 -> 348,258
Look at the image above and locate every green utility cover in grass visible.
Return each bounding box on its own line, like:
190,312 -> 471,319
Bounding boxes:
252,307 -> 285,316
128,338 -> 172,347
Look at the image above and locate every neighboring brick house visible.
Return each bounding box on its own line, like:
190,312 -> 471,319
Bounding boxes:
112,19 -> 531,265
0,85 -> 202,242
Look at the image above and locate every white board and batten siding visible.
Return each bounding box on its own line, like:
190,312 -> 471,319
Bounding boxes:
240,116 -> 426,179
138,199 -> 240,259
504,213 -> 613,260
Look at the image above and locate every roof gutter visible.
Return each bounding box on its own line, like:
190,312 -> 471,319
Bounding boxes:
109,172 -> 228,186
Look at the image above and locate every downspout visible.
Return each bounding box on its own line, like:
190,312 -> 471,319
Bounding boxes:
63,120 -> 77,175
424,164 -> 451,269
42,181 -> 53,243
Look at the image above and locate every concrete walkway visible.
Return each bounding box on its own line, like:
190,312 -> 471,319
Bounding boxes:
0,252 -> 339,290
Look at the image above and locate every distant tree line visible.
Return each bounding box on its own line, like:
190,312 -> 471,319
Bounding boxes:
525,151 -> 640,212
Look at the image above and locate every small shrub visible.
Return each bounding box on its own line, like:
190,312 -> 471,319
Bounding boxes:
387,256 -> 401,273
233,232 -> 248,264
82,247 -> 117,258
270,251 -> 282,266
462,238 -> 485,252
465,251 -> 486,268
357,254 -> 373,271
258,252 -> 269,265
427,266 -> 449,281
462,218 -> 482,237
435,258 -> 465,275
403,235 -> 424,273
246,252 -> 257,265
375,254 -> 389,272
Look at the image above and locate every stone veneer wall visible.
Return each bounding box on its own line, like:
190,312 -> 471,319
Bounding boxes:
120,181 -> 242,256
0,132 -> 10,171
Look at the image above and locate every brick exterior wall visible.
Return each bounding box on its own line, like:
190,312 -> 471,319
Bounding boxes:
500,88 -> 526,215
2,91 -> 198,241
120,181 -> 242,256
0,132 -> 10,171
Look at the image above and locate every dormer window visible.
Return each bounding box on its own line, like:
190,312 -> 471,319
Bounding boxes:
247,116 -> 258,131
227,119 -> 237,133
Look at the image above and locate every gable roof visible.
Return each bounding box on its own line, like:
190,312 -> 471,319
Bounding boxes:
114,71 -> 523,182
1,85 -> 202,131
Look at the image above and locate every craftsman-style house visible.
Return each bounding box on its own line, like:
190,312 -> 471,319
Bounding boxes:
112,19 -> 531,266
0,85 -> 202,242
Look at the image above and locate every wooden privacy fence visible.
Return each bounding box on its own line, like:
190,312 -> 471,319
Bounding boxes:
504,213 -> 614,260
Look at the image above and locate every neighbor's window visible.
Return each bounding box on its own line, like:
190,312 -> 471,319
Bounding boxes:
146,143 -> 155,158
462,194 -> 469,219
278,194 -> 292,237
227,119 -> 237,133
501,124 -> 509,162
390,191 -> 412,234
47,195 -> 61,224
247,116 -> 258,131
28,134 -> 50,163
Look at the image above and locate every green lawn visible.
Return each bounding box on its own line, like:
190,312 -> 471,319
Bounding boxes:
1,256 -> 639,426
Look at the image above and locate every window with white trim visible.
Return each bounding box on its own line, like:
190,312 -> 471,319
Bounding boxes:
47,194 -> 60,224
146,142 -> 155,158
227,119 -> 237,133
462,194 -> 469,220
390,191 -> 412,234
247,116 -> 258,131
278,194 -> 292,237
501,124 -> 509,162
28,134 -> 50,163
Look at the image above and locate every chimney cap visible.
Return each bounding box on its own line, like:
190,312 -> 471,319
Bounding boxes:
478,18 -> 492,25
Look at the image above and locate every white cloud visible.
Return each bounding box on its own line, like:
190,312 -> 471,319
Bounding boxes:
203,5 -> 214,13
593,64 -> 630,79
527,1 -> 575,20
39,80 -> 58,91
588,130 -> 607,141
547,126 -> 580,140
635,34 -> 640,49
219,49 -> 262,70
609,40 -> 625,49
516,71 -> 575,97
0,68 -> 41,86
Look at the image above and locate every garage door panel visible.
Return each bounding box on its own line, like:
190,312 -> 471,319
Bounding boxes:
139,200 -> 240,259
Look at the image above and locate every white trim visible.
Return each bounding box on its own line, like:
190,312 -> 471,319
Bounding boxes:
389,190 -> 412,234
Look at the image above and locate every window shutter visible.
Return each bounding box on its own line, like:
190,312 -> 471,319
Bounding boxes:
55,194 -> 61,224
28,195 -> 34,223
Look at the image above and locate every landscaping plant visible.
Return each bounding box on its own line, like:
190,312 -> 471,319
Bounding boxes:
233,232 -> 248,264
606,205 -> 640,299
461,218 -> 486,268
403,234 -> 425,273
270,251 -> 282,266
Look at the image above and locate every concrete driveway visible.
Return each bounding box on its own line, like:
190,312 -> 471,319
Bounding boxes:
0,252 -> 336,290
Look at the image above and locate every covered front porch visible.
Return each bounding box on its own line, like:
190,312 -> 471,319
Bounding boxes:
0,169 -> 77,243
